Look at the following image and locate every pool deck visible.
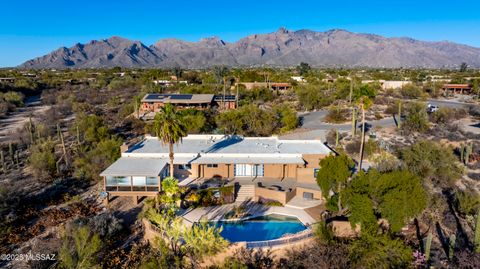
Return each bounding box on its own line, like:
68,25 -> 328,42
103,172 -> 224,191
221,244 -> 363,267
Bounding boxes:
180,202 -> 318,227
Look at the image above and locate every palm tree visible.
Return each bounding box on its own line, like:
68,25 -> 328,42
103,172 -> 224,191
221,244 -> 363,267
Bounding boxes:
213,66 -> 229,108
153,104 -> 187,178
357,96 -> 373,171
172,66 -> 183,85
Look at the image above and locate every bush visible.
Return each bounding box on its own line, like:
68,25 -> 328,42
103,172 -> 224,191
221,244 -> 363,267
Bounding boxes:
325,107 -> 348,123
402,102 -> 429,133
400,83 -> 423,99
455,189 -> 480,217
400,140 -> 463,187
28,138 -> 57,180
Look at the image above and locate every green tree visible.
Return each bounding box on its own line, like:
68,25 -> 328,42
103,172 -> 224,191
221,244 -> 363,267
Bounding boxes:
357,96 -> 373,170
400,140 -> 463,186
316,154 -> 355,212
402,102 -> 429,133
348,234 -> 412,268
344,169 -> 427,233
296,62 -> 311,76
460,62 -> 468,72
153,104 -> 187,177
59,226 -> 102,269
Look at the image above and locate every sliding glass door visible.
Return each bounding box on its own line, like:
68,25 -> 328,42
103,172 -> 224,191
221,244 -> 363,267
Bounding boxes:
234,164 -> 264,177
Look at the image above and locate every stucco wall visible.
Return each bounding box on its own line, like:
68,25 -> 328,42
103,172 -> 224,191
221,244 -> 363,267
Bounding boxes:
296,187 -> 322,200
255,187 -> 296,204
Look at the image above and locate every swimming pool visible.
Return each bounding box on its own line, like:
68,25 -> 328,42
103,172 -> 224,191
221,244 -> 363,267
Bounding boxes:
213,214 -> 307,242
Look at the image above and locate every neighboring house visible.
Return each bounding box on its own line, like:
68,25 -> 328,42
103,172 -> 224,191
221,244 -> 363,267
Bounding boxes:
291,76 -> 307,83
239,82 -> 292,91
0,77 -> 16,84
442,83 -> 473,95
100,134 -> 332,204
153,80 -> 188,86
139,93 -> 237,118
361,80 -> 412,90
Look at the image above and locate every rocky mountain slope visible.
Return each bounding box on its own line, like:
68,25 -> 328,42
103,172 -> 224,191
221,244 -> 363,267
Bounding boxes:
19,28 -> 480,69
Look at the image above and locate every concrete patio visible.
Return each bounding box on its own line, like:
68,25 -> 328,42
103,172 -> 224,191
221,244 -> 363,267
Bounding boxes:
180,201 -> 319,227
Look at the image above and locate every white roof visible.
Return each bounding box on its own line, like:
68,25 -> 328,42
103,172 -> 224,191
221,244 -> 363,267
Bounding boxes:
190,156 -> 305,164
100,157 -> 167,177
124,135 -> 331,157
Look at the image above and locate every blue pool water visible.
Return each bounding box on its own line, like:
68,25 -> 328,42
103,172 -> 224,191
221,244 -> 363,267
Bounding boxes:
214,214 -> 307,242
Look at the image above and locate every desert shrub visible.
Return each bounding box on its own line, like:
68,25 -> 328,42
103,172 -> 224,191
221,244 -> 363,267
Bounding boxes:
455,189 -> 480,217
364,139 -> 380,158
325,107 -> 348,123
348,234 -> 412,268
402,102 -> 429,133
345,139 -> 361,156
220,247 -> 275,269
372,152 -> 401,173
278,242 -> 350,269
400,83 -> 423,99
400,140 -> 463,186
28,138 -> 57,180
432,107 -> 467,125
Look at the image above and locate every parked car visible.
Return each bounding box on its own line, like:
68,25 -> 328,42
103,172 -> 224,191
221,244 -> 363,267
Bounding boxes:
427,104 -> 439,113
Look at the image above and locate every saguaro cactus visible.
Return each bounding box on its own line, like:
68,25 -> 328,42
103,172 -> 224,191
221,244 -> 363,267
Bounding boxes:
475,210 -> 480,253
335,130 -> 339,147
0,150 -> 5,173
449,234 -> 456,261
8,143 -> 14,165
425,232 -> 433,261
351,108 -> 357,136
460,144 -> 465,164
397,101 -> 402,129
465,142 -> 473,164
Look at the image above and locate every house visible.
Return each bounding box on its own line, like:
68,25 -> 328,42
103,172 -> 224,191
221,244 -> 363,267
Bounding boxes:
291,76 -> 307,83
100,134 -> 332,204
239,82 -> 292,91
361,80 -> 412,90
153,80 -> 188,87
139,93 -> 237,117
0,77 -> 16,84
442,84 -> 473,95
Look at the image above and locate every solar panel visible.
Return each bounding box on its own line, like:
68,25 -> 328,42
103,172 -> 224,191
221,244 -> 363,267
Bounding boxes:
169,94 -> 193,100
144,94 -> 167,100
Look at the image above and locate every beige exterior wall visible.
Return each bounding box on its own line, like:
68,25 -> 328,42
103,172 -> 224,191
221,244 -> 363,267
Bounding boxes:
194,164 -> 234,179
296,187 -> 323,200
302,154 -> 325,168
255,187 -> 296,204
263,164 -> 297,178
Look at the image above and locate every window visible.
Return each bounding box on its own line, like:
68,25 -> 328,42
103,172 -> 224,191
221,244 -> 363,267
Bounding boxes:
146,177 -> 159,186
207,164 -> 218,168
234,164 -> 264,177
132,176 -> 146,186
314,168 -> 320,178
178,164 -> 191,170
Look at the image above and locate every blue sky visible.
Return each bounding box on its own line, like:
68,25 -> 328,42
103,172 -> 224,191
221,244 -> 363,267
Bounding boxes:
1,0 -> 480,67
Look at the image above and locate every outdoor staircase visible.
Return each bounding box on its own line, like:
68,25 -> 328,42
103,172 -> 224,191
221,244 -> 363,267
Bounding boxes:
235,184 -> 255,202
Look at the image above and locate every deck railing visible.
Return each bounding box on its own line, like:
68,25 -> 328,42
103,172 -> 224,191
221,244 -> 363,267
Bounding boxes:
245,228 -> 314,248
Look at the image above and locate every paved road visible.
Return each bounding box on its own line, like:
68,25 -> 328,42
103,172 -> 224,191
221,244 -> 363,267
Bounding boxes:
427,98 -> 475,109
281,98 -> 478,141
299,110 -> 395,131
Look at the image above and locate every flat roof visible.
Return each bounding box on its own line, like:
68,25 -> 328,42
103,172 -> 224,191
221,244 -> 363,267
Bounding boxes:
190,156 -> 305,164
100,157 -> 167,177
141,94 -> 214,104
124,135 -> 331,157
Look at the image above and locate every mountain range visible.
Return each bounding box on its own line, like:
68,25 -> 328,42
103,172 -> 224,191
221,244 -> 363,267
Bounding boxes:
19,28 -> 480,69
